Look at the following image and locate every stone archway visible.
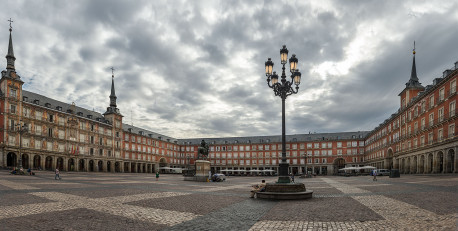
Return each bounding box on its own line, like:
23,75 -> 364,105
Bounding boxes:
68,158 -> 75,171
446,149 -> 455,173
56,157 -> 64,171
33,155 -> 41,169
97,160 -> 103,172
21,154 -> 29,169
159,158 -> 167,174
419,155 -> 425,173
124,162 -> 130,173
412,156 -> 417,174
427,153 -> 434,173
89,160 -> 94,172
333,158 -> 345,175
436,151 -> 444,173
7,152 -> 17,167
45,156 -> 53,171
115,162 -> 121,173
401,158 -> 405,173
386,149 -> 394,169
79,159 -> 85,171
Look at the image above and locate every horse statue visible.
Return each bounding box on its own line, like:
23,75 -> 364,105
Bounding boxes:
197,140 -> 209,160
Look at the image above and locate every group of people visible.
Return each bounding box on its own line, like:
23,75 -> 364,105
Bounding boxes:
10,167 -> 35,175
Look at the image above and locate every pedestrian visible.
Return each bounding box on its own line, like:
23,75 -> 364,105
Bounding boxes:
373,169 -> 377,181
250,180 -> 267,198
155,172 -> 159,181
290,173 -> 295,183
55,168 -> 61,180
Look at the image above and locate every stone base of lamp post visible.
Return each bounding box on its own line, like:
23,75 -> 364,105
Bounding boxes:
256,183 -> 313,199
277,162 -> 290,183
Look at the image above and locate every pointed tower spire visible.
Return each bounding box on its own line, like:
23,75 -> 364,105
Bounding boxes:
110,67 -> 117,107
6,18 -> 16,71
103,67 -> 122,118
405,41 -> 422,88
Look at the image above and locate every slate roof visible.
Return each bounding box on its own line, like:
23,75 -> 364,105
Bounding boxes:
22,90 -> 111,124
122,123 -> 178,143
178,131 -> 370,145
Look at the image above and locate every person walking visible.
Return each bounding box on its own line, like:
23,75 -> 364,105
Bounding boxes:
155,172 -> 159,181
55,168 -> 61,180
373,169 -> 377,181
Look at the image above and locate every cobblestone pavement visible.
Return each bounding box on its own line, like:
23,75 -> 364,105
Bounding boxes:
0,170 -> 456,230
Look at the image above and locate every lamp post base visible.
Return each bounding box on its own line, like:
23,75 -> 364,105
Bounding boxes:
277,162 -> 290,183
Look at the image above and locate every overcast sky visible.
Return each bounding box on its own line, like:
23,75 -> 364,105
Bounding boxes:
1,0 -> 457,139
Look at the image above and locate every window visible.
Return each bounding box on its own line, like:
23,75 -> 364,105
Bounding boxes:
314,143 -> 319,148
438,129 -> 443,141
429,96 -> 434,109
99,149 -> 103,156
99,138 -> 103,145
439,88 -> 445,101
322,158 -> 327,163
428,132 -> 434,145
48,128 -> 53,137
10,119 -> 15,130
449,124 -> 455,137
10,89 -> 17,98
49,114 -> 54,122
420,136 -> 425,146
421,118 -> 425,130
429,113 -> 434,127
451,80 -> 456,95
438,107 -> 444,122
91,136 -> 94,144
10,104 -> 16,114
337,142 -> 342,148
450,101 -> 456,117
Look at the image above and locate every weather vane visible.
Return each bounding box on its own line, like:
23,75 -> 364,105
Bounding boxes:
111,67 -> 115,78
413,41 -> 416,55
7,18 -> 13,30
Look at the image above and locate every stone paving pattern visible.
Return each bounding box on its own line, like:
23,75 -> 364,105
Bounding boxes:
0,170 -> 456,230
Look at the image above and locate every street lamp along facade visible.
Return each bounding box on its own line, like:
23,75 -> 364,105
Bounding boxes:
265,45 -> 302,183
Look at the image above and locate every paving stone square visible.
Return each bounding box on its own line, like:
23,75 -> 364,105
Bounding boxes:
0,170 -> 456,230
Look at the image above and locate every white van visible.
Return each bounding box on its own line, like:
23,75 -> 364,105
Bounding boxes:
377,169 -> 390,176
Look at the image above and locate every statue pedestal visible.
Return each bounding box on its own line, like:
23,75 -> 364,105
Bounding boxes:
195,160 -> 211,182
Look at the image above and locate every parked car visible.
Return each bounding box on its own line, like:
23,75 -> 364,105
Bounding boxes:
377,169 -> 390,176
211,173 -> 226,182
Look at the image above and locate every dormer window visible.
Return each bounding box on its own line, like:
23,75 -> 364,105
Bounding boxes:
45,103 -> 51,108
87,115 -> 92,119
22,96 -> 28,102
34,99 -> 39,105
127,128 -> 132,132
148,134 -> 153,137
77,112 -> 83,116
56,106 -> 62,111
139,131 -> 144,135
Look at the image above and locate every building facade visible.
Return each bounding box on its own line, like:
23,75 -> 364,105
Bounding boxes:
0,27 -> 456,175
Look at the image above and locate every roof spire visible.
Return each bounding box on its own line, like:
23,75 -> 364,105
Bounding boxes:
109,67 -> 117,107
405,41 -> 421,88
6,18 -> 16,71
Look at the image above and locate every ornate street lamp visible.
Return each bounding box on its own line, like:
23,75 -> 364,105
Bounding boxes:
266,45 -> 301,183
17,122 -> 28,169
